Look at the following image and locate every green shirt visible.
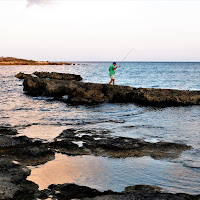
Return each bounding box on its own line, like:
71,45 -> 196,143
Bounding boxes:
109,65 -> 115,75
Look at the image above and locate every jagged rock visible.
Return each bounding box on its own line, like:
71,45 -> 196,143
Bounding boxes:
40,183 -> 200,200
50,128 -> 191,159
33,71 -> 82,81
41,183 -> 117,200
15,71 -> 82,81
0,126 -> 18,135
50,139 -> 90,156
0,135 -> 32,148
0,134 -> 55,166
124,185 -> 163,193
15,72 -> 32,79
23,76 -> 200,106
0,158 -> 40,200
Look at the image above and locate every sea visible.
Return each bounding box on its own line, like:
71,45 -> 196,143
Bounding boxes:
0,62 -> 200,194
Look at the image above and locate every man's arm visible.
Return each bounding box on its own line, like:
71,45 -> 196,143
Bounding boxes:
114,65 -> 120,70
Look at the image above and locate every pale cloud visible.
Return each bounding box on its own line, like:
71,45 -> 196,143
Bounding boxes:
27,0 -> 51,7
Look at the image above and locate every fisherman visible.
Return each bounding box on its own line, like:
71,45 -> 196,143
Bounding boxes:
109,62 -> 120,85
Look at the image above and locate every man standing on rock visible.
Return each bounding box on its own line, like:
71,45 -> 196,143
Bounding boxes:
109,62 -> 120,85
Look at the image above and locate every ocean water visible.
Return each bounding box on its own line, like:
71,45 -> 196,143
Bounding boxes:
0,62 -> 200,194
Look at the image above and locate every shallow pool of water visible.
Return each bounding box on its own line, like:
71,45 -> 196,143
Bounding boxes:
27,153 -> 200,194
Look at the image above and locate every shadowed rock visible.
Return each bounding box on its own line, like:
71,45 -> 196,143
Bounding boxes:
15,71 -> 82,81
0,158 -> 40,200
44,183 -> 116,199
0,135 -> 32,149
40,183 -> 200,200
0,126 -> 18,135
15,72 -> 32,79
84,185 -> 200,200
50,128 -> 191,159
33,71 -> 82,81
0,133 -> 55,166
23,76 -> 200,106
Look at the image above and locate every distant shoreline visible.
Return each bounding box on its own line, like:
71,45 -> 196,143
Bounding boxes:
0,57 -> 73,65
1,57 -> 200,64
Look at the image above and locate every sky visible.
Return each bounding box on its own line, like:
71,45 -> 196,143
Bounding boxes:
0,0 -> 200,61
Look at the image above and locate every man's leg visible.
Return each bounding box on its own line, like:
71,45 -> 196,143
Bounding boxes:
110,79 -> 114,84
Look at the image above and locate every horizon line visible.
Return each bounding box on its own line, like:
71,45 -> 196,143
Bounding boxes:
64,61 -> 200,63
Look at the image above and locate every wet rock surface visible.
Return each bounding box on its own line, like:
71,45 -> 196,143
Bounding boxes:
0,127 -> 54,199
0,126 -> 54,165
51,128 -> 191,159
15,72 -> 32,79
39,183 -> 200,200
0,127 -> 18,135
22,76 -> 200,106
0,158 -> 39,200
40,183 -> 118,200
33,71 -> 82,81
16,71 -> 82,81
84,184 -> 200,200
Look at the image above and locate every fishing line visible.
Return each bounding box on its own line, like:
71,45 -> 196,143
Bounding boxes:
119,48 -> 133,67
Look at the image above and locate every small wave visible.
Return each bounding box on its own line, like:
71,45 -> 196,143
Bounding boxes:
174,149 -> 200,169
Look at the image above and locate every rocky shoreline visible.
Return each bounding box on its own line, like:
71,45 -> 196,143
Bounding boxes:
1,126 -> 199,199
0,72 -> 199,199
0,57 -> 73,65
19,71 -> 200,106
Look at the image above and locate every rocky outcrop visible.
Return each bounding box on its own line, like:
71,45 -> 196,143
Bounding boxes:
83,185 -> 200,200
40,183 -> 117,199
0,127 -> 55,166
33,71 -> 82,81
50,128 -> 191,159
0,57 -> 72,65
0,126 -> 18,135
15,72 -> 32,79
0,126 -> 54,199
40,183 -> 200,200
0,158 -> 39,200
16,71 -> 82,81
23,77 -> 200,106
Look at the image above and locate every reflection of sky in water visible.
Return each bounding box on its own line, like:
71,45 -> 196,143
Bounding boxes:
28,153 -> 200,194
17,125 -> 67,141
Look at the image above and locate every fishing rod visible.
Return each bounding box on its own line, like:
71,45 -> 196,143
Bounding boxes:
119,48 -> 133,67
